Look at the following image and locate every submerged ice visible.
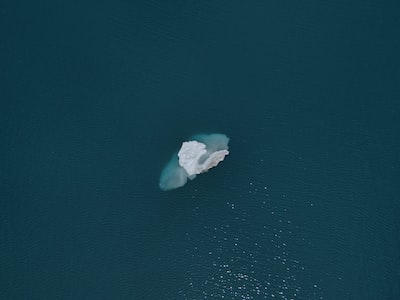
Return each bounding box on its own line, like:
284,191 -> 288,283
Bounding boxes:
159,133 -> 230,191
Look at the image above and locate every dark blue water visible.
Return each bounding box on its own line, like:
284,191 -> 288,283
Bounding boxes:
1,1 -> 399,299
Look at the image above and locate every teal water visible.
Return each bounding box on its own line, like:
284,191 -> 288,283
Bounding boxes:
1,1 -> 400,299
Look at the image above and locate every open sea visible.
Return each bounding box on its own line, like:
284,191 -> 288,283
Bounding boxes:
1,1 -> 399,299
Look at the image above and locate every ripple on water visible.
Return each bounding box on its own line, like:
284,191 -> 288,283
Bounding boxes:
176,180 -> 324,300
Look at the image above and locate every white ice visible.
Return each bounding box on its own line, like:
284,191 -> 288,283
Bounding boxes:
159,133 -> 230,191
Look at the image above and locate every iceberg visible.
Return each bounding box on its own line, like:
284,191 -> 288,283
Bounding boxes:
178,141 -> 229,176
159,133 -> 230,191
